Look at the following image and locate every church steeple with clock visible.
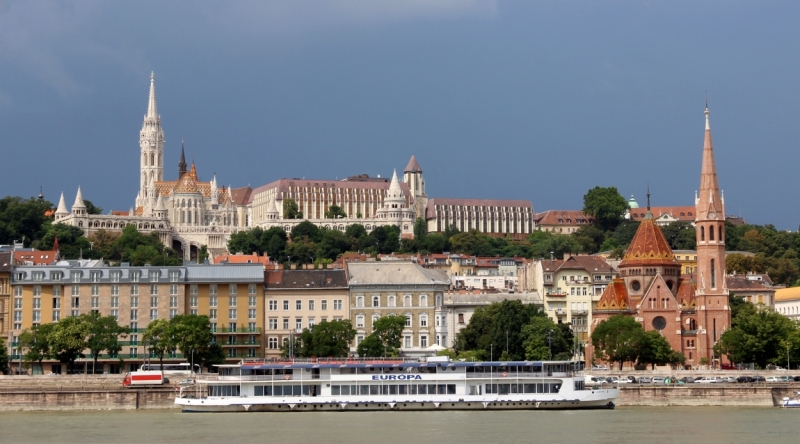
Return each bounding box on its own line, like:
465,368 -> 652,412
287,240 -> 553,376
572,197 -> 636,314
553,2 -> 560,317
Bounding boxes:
694,106 -> 730,363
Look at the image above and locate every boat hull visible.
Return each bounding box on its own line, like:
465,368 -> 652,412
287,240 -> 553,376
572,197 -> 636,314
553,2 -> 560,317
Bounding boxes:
176,390 -> 619,413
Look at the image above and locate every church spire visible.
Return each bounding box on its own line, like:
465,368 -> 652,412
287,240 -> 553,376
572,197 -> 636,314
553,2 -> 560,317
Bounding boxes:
178,139 -> 187,178
698,106 -> 723,219
147,72 -> 158,118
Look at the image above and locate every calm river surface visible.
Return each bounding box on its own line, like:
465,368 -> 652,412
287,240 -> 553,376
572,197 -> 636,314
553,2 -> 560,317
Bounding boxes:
0,407 -> 796,443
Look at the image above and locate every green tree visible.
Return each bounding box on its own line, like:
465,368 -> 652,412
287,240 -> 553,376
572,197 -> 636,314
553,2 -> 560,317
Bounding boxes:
49,315 -> 91,372
424,233 -> 447,253
591,315 -> 644,370
0,341 -> 9,375
19,323 -> 54,369
455,300 -> 544,360
360,315 -> 407,356
83,199 -> 103,215
324,205 -> 347,219
582,186 -> 628,232
572,225 -> 606,255
34,223 -> 97,260
285,238 -> 316,265
0,196 -> 53,247
449,230 -> 494,256
170,315 -> 215,366
88,230 -> 122,261
443,224 -> 461,241
283,198 -> 302,219
637,330 -> 679,370
143,319 -> 177,371
316,228 -> 351,261
609,220 -> 640,248
713,305 -> 795,368
296,320 -> 356,357
356,334 -> 385,358
290,221 -> 321,242
228,226 -> 263,255
528,231 -> 582,259
521,316 -> 570,360
82,312 -> 129,373
660,221 -> 697,250
413,217 -> 428,242
193,343 -> 226,371
197,245 -> 209,264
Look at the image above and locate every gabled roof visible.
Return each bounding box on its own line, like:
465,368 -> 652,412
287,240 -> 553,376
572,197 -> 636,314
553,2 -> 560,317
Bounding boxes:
595,278 -> 631,311
14,250 -> 59,266
619,218 -> 680,267
630,206 -> 695,222
676,277 -> 696,307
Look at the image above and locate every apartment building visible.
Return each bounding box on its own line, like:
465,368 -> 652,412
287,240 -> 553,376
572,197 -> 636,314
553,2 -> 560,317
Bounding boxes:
8,260 -> 264,373
263,269 -> 349,359
348,261 -> 449,356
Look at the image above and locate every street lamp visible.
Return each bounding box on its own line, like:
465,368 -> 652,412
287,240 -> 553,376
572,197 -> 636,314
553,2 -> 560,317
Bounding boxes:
547,329 -> 553,361
490,343 -> 493,361
506,330 -> 509,358
788,342 -> 791,370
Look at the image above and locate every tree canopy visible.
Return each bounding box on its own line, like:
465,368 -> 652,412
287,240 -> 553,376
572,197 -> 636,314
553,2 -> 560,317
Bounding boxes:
293,320 -> 357,358
357,315 -> 406,357
582,186 -> 628,232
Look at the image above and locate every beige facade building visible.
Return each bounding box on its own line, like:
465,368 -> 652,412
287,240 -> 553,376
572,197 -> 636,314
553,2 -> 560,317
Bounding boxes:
534,255 -> 617,346
8,261 -> 264,373
425,198 -> 534,240
347,262 -> 449,356
263,269 -> 350,359
0,251 -> 10,345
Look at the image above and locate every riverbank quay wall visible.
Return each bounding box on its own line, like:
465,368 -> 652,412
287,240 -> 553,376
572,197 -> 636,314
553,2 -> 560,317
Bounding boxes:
618,385 -> 797,407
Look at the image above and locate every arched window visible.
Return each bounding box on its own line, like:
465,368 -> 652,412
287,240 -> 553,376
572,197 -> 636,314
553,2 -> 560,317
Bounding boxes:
150,153 -> 155,166
719,225 -> 724,242
700,226 -> 705,241
372,295 -> 380,307
388,295 -> 396,307
356,296 -> 364,308
419,295 -> 428,307
710,225 -> 715,241
404,295 -> 412,307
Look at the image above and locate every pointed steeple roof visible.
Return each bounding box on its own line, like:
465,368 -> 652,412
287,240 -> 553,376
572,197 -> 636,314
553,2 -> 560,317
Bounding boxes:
387,169 -> 403,198
178,139 -> 187,178
147,72 -> 158,118
55,192 -> 69,215
266,197 -> 280,215
404,155 -> 422,173
697,106 -> 724,220
595,278 -> 632,311
619,217 -> 679,267
72,186 -> 86,210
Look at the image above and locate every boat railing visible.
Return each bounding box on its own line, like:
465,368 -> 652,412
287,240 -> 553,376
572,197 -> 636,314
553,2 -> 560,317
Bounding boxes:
240,356 -> 420,366
465,371 -> 575,379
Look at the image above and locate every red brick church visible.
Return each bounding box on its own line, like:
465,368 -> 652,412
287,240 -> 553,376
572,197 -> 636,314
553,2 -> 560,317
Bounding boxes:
588,107 -> 731,369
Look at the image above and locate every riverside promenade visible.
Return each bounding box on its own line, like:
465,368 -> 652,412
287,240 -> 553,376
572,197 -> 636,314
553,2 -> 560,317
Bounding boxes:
1,372 -> 798,411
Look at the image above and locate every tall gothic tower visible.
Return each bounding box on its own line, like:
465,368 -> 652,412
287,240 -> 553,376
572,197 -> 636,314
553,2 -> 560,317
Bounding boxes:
694,106 -> 731,365
403,155 -> 427,219
136,72 -> 165,209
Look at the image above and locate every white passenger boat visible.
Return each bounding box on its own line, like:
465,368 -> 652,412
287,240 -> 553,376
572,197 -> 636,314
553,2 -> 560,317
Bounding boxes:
780,391 -> 800,408
175,357 -> 619,412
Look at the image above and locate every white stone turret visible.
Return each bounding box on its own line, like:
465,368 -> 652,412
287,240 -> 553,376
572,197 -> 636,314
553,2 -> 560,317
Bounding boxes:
266,197 -> 280,220
137,72 -> 165,208
55,192 -> 69,221
403,155 -> 426,220
211,174 -> 219,202
72,186 -> 86,215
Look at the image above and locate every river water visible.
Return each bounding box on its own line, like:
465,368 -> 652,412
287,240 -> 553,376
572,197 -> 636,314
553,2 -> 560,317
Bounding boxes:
0,407 -> 796,443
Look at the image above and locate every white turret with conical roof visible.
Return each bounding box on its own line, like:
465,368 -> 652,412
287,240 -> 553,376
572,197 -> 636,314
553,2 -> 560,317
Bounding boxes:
376,169 -> 415,229
72,186 -> 86,215
55,192 -> 69,221
137,72 -> 165,209
403,155 -> 426,219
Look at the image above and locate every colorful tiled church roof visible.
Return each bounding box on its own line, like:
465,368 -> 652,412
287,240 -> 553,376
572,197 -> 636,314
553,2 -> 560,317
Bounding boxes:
595,278 -> 631,311
619,217 -> 680,267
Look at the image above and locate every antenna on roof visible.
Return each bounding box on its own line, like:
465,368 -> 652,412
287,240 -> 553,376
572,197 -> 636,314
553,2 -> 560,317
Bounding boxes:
646,186 -> 651,211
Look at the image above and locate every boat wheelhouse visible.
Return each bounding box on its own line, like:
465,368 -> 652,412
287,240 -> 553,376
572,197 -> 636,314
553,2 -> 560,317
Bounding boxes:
175,357 -> 618,412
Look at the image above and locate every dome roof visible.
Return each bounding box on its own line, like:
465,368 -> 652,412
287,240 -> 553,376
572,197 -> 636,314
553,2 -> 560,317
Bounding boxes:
628,195 -> 639,209
174,163 -> 201,194
619,217 -> 680,267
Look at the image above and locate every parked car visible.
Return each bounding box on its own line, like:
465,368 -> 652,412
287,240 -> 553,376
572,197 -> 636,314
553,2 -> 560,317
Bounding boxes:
695,376 -> 718,384
765,376 -> 783,383
651,376 -> 666,384
736,376 -> 754,383
592,365 -> 609,371
766,364 -> 786,370
752,376 -> 766,383
680,376 -> 696,384
625,375 -> 638,383
793,376 -> 800,382
605,376 -> 620,384
638,376 -> 652,384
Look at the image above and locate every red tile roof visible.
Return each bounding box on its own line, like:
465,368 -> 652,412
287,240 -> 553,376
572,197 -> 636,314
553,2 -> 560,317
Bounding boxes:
534,210 -> 594,226
14,250 -> 58,266
630,206 -> 695,222
619,218 -> 680,267
595,279 -> 631,311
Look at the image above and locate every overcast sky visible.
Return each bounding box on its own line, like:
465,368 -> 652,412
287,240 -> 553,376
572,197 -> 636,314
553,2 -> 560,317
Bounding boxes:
1,1 -> 798,229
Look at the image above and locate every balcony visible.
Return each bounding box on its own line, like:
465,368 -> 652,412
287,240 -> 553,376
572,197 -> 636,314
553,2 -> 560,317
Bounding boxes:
212,327 -> 262,334
222,340 -> 262,347
571,310 -> 588,315
554,309 -> 566,316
